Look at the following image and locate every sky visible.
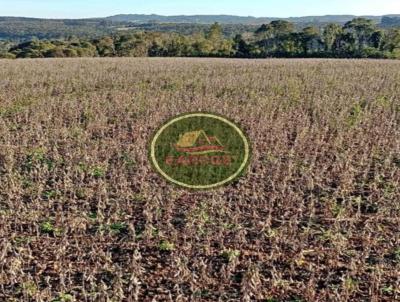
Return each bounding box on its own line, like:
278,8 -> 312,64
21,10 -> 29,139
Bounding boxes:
0,0 -> 399,19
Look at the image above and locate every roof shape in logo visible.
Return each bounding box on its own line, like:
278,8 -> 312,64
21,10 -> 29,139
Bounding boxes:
175,130 -> 225,154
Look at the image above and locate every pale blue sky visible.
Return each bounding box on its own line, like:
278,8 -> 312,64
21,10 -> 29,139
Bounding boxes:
1,0 -> 399,19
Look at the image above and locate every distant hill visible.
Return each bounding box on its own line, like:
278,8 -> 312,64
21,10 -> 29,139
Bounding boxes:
1,14 -> 400,41
381,16 -> 400,27
0,17 -> 113,40
105,14 -> 400,25
105,14 -> 271,24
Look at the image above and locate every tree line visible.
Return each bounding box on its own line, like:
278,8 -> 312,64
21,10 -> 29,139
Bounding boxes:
1,18 -> 400,59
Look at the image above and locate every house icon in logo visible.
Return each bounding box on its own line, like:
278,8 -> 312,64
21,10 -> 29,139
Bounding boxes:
174,130 -> 227,154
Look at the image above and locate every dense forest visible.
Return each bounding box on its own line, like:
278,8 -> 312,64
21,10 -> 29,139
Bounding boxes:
1,18 -> 400,59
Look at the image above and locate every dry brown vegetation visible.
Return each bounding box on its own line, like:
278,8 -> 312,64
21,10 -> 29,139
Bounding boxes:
0,58 -> 399,302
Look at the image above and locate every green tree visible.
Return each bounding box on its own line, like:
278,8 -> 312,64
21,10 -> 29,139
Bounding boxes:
344,18 -> 377,54
45,47 -> 66,58
75,41 -> 97,57
204,23 -> 234,56
381,28 -> 400,58
207,22 -> 223,41
301,26 -> 321,55
3,22 -> 400,59
233,34 -> 251,57
269,20 -> 295,36
255,24 -> 269,36
192,33 -> 213,56
370,30 -> 384,49
95,36 -> 115,57
11,40 -> 55,58
255,21 -> 295,56
323,23 -> 342,53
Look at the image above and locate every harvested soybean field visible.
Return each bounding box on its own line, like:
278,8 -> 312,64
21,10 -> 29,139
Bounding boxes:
0,58 -> 399,302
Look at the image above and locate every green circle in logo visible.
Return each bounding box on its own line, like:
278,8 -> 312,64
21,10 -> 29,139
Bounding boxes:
149,113 -> 251,189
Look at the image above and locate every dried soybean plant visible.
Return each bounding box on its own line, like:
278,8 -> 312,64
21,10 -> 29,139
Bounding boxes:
0,58 -> 399,301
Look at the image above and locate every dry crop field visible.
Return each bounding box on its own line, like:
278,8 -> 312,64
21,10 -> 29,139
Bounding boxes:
0,58 -> 399,302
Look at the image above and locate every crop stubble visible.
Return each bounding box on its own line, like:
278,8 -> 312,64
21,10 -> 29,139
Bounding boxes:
0,58 -> 399,301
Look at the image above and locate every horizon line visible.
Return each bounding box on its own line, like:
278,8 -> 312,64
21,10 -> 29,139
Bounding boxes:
1,13 -> 398,21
